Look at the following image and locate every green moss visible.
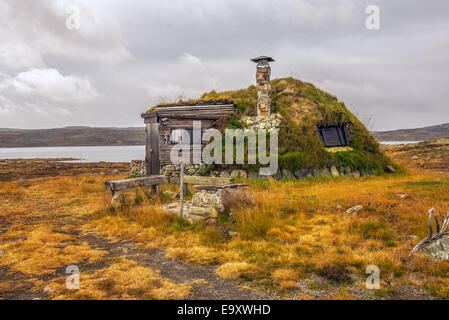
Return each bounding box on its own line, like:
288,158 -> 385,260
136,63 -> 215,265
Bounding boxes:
146,77 -> 393,172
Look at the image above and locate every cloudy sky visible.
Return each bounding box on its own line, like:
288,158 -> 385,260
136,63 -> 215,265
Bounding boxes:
0,0 -> 448,131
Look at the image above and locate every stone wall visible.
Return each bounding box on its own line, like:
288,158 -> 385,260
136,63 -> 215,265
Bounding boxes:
130,160 -> 146,176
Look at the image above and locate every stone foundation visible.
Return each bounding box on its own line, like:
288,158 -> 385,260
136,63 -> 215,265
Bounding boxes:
163,184 -> 252,223
130,160 -> 146,176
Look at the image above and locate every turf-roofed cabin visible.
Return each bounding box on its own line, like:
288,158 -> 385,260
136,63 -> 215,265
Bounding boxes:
140,102 -> 236,175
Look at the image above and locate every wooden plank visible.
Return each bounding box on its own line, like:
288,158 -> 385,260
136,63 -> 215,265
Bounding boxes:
149,122 -> 160,175
105,175 -> 166,192
183,176 -> 233,185
179,162 -> 184,218
145,124 -> 151,176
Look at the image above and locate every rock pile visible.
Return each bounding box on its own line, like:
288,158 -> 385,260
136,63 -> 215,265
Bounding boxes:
163,184 -> 252,223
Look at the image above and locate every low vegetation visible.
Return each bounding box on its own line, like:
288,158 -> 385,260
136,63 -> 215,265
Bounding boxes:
151,77 -> 392,173
1,155 -> 448,299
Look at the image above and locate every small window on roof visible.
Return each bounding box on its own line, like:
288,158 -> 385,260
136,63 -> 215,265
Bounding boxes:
318,125 -> 349,148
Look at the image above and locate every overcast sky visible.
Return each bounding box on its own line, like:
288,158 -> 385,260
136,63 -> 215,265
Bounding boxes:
0,0 -> 448,130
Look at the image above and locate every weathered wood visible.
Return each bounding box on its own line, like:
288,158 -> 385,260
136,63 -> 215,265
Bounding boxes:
105,175 -> 166,193
183,176 -> 234,185
179,162 -> 184,219
148,122 -> 160,175
141,104 -> 236,120
193,183 -> 250,192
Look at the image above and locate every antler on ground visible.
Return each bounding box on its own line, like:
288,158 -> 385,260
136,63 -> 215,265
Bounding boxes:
409,208 -> 449,257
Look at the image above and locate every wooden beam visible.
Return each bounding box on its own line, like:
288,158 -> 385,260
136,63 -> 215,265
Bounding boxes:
183,176 -> 233,186
105,175 -> 166,193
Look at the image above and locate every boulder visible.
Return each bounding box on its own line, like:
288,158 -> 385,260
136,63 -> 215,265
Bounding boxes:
230,170 -> 247,179
313,168 -> 321,177
346,205 -> 363,213
248,172 -> 259,180
339,168 -> 346,177
221,171 -> 230,178
230,170 -> 240,178
294,169 -> 309,179
163,190 -> 177,199
239,170 -> 248,179
192,190 -> 223,211
330,166 -> 340,177
273,170 -> 283,180
421,236 -> 449,260
282,169 -> 295,179
386,165 -> 396,173
353,170 -> 361,178
321,168 -> 331,177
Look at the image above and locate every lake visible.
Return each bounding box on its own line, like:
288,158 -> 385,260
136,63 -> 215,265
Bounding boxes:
0,146 -> 145,162
380,141 -> 422,145
0,141 -> 422,162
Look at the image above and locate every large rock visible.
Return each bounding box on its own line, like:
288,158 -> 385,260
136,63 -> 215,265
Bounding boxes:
321,168 -> 331,177
221,171 -> 230,178
353,170 -> 361,178
313,168 -> 321,177
386,165 -> 396,173
346,205 -> 363,213
192,190 -> 223,211
330,166 -> 340,177
421,236 -> 449,260
294,169 -> 310,179
163,203 -> 218,223
248,172 -> 259,180
230,170 -> 247,179
282,169 -> 295,179
273,170 -> 283,180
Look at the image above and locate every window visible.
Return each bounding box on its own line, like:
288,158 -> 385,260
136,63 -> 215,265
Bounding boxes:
169,129 -> 202,145
318,125 -> 349,148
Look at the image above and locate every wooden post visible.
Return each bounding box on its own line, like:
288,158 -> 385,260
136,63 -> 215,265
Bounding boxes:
179,162 -> 184,219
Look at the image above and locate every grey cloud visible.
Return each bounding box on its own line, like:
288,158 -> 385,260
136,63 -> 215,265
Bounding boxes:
0,0 -> 448,130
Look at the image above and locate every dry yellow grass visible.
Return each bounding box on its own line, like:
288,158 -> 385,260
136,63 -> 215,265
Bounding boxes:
216,262 -> 257,279
38,258 -> 191,300
1,163 -> 449,299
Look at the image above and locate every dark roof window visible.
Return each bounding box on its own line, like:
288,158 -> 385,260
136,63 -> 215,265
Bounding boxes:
318,125 -> 349,148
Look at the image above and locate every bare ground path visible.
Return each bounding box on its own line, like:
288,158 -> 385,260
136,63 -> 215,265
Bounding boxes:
79,230 -> 281,300
0,207 -> 282,300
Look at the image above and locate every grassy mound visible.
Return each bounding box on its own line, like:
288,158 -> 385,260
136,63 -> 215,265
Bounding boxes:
153,77 -> 393,173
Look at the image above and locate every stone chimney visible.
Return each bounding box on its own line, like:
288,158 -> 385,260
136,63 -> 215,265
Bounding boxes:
251,56 -> 275,118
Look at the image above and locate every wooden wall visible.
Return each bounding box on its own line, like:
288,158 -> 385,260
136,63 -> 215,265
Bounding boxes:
141,104 -> 236,172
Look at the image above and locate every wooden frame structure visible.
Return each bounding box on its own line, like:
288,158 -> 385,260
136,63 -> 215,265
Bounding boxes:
141,103 -> 236,175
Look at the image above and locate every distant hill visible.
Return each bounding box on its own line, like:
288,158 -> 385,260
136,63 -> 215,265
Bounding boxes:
0,127 -> 145,148
373,123 -> 449,142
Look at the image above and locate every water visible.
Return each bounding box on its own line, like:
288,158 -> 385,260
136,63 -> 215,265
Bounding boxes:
380,141 -> 422,145
0,146 -> 145,162
0,142 -> 423,162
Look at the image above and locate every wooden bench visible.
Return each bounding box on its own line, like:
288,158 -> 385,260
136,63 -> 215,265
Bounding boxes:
181,176 -> 234,195
105,175 -> 166,197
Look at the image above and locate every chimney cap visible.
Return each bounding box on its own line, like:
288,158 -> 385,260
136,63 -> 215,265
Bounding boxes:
251,56 -> 275,63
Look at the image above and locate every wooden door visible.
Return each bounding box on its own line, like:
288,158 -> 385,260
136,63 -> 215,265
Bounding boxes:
146,123 -> 160,175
